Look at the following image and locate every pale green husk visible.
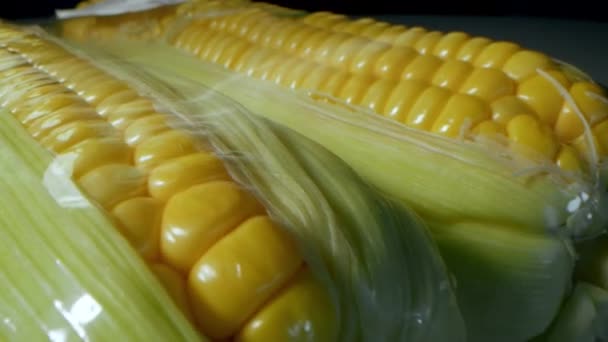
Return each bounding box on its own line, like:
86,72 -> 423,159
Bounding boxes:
0,110 -> 202,341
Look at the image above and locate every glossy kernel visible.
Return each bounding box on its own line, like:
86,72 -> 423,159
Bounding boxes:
124,114 -> 171,146
26,106 -> 99,139
134,129 -> 203,171
405,86 -> 451,130
474,41 -> 520,69
393,27 -> 427,46
337,75 -> 375,105
236,269 -> 338,342
490,95 -> 536,125
373,46 -> 417,80
328,37 -> 370,70
148,152 -> 230,201
360,79 -> 398,113
78,164 -> 147,209
382,80 -> 427,122
401,54 -> 442,82
188,216 -> 302,339
413,31 -> 443,55
431,60 -> 473,92
455,37 -> 491,62
39,120 -> 117,152
433,32 -> 469,59
570,82 -> 608,124
112,197 -> 163,260
502,50 -> 554,81
65,137 -> 132,178
161,181 -> 264,272
506,114 -> 559,161
432,94 -> 491,137
349,42 -> 391,75
460,68 -> 515,102
555,145 -> 583,173
517,70 -> 570,125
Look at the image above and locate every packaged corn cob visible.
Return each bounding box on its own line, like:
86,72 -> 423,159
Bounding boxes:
0,21 -> 465,341
51,1 -> 608,341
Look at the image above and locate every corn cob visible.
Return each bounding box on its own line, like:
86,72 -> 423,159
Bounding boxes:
56,2 -> 608,341
0,22 -> 336,341
0,21 -> 463,341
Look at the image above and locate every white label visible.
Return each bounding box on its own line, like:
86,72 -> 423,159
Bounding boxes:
55,0 -> 186,19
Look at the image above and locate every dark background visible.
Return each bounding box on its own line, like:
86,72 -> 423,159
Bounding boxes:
2,0 -> 608,21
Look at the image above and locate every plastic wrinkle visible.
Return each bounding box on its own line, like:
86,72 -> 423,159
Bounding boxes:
55,0 -> 186,19
43,153 -> 91,208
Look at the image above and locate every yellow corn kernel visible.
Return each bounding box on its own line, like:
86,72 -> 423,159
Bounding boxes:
474,41 -> 520,69
39,120 -> 116,152
268,22 -> 303,50
208,36 -> 242,64
393,27 -> 427,46
433,32 -> 469,59
282,26 -> 319,54
455,37 -> 491,62
328,37 -> 370,70
150,263 -> 195,322
188,216 -> 302,339
382,80 -> 427,122
258,20 -> 290,48
278,60 -> 318,89
349,42 -> 391,75
360,21 -> 391,39
237,49 -> 275,76
432,94 -> 491,137
572,132 -> 604,162
491,95 -> 536,125
337,75 -> 375,105
65,137 -> 132,178
460,68 -> 515,102
80,79 -> 132,107
161,181 -> 264,272
218,39 -> 253,69
96,89 -> 142,115
375,24 -> 408,43
14,94 -> 81,125
246,20 -> 274,44
26,106 -> 99,139
78,164 -> 147,209
311,32 -> 351,65
198,33 -> 227,61
555,102 -> 585,142
405,86 -> 452,130
413,31 -> 443,55
506,114 -> 559,161
472,120 -> 505,139
270,58 -> 303,86
293,30 -> 333,58
594,119 -> 608,154
570,82 -> 608,124
148,152 -> 230,201
255,55 -> 289,81
373,46 -> 418,80
316,70 -> 350,96
502,50 -> 554,81
555,145 -> 583,173
134,130 -> 203,171
431,60 -> 473,92
303,12 -> 346,28
360,79 -> 398,113
299,65 -> 335,90
112,197 -> 163,260
401,54 -> 442,82
337,17 -> 375,35
236,269 -> 338,342
517,70 -> 570,125
124,114 -> 171,146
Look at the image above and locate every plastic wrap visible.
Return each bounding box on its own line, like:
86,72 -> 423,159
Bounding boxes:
0,21 -> 465,341
47,1 -> 608,341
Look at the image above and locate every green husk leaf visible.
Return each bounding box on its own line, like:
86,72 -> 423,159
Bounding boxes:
0,110 -> 202,341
